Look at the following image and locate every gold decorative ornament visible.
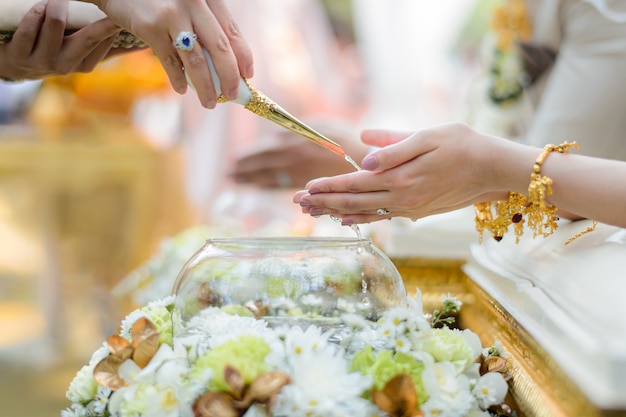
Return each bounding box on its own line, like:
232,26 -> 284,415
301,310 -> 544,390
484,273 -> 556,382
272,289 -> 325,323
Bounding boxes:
475,141 -> 579,243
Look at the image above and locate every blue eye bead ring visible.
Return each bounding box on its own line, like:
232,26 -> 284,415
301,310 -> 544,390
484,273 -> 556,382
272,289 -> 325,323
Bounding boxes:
174,31 -> 198,52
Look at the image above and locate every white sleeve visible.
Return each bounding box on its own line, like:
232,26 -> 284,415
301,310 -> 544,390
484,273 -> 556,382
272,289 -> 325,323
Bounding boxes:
580,0 -> 626,22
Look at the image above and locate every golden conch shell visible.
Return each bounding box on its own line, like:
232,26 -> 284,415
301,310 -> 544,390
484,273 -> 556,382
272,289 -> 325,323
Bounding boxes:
193,365 -> 291,417
93,317 -> 160,390
371,374 -> 424,417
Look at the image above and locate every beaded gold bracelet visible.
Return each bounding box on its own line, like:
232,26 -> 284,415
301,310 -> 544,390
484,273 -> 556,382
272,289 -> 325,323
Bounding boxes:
475,141 -> 579,243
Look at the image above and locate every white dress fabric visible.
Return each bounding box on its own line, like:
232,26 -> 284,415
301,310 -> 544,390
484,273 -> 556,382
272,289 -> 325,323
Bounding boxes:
524,0 -> 626,161
465,221 -> 626,409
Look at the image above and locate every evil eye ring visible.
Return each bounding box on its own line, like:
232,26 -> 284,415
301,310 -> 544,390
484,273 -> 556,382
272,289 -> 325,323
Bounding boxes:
173,31 -> 198,52
376,208 -> 391,216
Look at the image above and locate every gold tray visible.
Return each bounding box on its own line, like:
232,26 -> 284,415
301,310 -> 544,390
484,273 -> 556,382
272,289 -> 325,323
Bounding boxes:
393,257 -> 626,417
0,30 -> 144,49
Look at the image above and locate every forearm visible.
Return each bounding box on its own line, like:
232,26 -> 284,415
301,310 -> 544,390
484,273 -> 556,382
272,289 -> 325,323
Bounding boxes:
491,138 -> 626,227
541,153 -> 626,228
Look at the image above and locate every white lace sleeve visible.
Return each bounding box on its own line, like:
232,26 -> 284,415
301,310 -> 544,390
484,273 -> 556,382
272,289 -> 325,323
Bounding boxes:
581,0 -> 626,22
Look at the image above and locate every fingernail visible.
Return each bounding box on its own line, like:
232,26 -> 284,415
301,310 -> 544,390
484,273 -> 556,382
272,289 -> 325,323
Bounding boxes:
205,99 -> 216,109
244,64 -> 254,79
310,207 -> 323,216
308,188 -> 320,195
341,219 -> 354,226
227,88 -> 238,100
361,154 -> 379,170
34,1 -> 47,12
299,198 -> 312,207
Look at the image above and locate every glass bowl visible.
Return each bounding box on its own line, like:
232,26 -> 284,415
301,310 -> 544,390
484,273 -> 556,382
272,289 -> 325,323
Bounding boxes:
172,237 -> 407,328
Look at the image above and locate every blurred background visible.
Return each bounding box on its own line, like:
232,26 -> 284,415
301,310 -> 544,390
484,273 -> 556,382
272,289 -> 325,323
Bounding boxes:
0,1 -> 488,415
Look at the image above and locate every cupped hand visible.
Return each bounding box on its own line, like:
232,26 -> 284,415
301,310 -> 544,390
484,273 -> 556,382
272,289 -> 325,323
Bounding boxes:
231,122 -> 370,189
0,0 -> 124,80
87,0 -> 253,108
294,122 -> 514,225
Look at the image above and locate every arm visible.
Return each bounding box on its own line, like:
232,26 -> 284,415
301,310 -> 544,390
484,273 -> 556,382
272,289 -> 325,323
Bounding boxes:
231,121 -> 370,189
294,122 -> 626,228
79,0 -> 254,108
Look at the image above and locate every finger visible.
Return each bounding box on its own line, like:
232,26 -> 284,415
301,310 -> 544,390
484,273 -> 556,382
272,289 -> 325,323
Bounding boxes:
206,0 -> 254,78
152,42 -> 188,95
360,129 -> 412,147
299,189 -> 391,215
36,0 -> 67,55
305,170 -> 384,194
76,33 -> 119,73
10,0 -> 48,54
61,18 -> 121,72
361,129 -> 439,172
178,32 -> 223,107
293,189 -> 309,204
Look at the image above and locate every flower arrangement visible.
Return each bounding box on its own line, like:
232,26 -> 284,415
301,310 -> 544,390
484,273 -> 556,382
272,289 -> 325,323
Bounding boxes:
466,0 -> 532,138
62,293 -> 515,417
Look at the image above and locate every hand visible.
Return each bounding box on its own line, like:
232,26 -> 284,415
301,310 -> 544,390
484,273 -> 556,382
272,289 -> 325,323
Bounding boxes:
294,122 -> 526,225
0,0 -> 125,80
85,0 -> 254,109
231,122 -> 370,189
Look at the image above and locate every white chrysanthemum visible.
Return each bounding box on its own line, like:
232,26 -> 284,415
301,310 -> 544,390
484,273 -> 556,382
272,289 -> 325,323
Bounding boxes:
109,345 -> 195,417
340,313 -> 372,330
61,404 -> 88,417
463,362 -> 482,387
404,288 -> 425,314
119,296 -> 178,345
421,362 -> 475,417
465,404 -> 492,417
282,325 -> 334,358
109,382 -> 190,417
412,327 -> 476,373
274,347 -> 373,417
180,308 -> 277,360
88,342 -> 110,365
462,329 -> 483,361
472,372 -> 508,409
90,386 -> 112,414
301,294 -> 323,307
66,363 -> 99,404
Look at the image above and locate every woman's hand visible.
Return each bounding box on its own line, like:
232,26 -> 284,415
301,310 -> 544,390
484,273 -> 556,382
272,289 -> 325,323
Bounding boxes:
85,0 -> 254,108
294,122 -> 529,225
0,0 -> 125,80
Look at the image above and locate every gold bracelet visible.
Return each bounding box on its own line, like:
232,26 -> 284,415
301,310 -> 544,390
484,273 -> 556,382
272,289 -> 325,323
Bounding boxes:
475,141 -> 579,243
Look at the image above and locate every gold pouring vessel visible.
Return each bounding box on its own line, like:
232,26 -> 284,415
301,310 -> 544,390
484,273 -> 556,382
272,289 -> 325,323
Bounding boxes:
192,48 -> 359,168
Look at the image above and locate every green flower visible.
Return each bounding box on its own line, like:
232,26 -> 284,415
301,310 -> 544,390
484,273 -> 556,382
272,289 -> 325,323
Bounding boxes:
140,300 -> 178,346
350,346 -> 427,405
191,335 -> 270,392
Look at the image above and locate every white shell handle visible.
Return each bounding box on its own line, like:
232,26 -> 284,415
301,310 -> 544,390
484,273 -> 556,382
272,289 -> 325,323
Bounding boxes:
186,48 -> 252,105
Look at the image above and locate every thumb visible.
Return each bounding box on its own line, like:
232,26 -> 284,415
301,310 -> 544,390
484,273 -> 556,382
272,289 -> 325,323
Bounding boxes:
360,129 -> 412,147
360,129 -> 414,171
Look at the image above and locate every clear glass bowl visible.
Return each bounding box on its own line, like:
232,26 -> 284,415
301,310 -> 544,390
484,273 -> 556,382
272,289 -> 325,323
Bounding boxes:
172,237 -> 407,327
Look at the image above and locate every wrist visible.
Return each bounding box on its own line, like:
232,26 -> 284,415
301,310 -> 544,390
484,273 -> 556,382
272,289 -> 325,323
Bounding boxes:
491,139 -> 538,194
